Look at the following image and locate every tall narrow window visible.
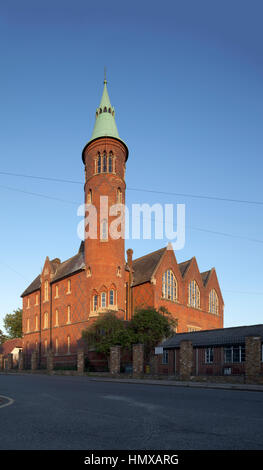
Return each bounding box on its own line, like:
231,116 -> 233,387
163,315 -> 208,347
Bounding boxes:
44,281 -> 49,301
27,298 -> 30,308
35,294 -> 39,305
209,289 -> 219,315
103,152 -> 107,172
55,285 -> 59,298
87,189 -> 92,204
55,309 -> 59,326
67,305 -> 71,324
108,153 -> 113,172
188,280 -> 200,308
205,348 -> 214,364
55,338 -> 59,355
27,318 -> 30,332
109,289 -> 114,306
117,188 -> 122,204
101,219 -> 108,240
67,335 -> 71,354
35,315 -> 38,331
97,153 -> 101,173
44,312 -> 48,329
44,339 -> 48,354
162,270 -> 177,301
67,279 -> 71,294
93,295 -> 98,311
101,292 -> 106,308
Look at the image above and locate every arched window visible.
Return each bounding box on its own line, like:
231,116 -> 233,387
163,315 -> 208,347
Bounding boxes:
43,312 -> 48,329
97,153 -> 101,173
188,280 -> 200,308
103,152 -> 107,172
67,279 -> 71,294
55,285 -> 59,298
108,153 -> 113,173
93,294 -> 98,311
117,188 -> 122,204
87,189 -> 92,204
55,309 -> 59,326
103,106 -> 107,112
109,289 -> 115,306
101,219 -> 108,240
67,305 -> 71,324
101,292 -> 106,308
67,335 -> 71,354
209,289 -> 219,315
44,281 -> 49,301
162,270 -> 177,301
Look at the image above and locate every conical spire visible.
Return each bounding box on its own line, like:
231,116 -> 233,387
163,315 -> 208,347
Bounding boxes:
90,77 -> 120,141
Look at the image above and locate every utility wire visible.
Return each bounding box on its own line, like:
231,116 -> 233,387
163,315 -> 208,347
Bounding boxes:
0,170 -> 263,206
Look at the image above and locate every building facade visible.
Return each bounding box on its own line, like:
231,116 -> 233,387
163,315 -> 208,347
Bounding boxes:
21,79 -> 224,364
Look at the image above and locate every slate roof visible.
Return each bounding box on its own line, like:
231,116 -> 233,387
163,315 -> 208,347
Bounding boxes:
161,324 -> 263,349
178,259 -> 192,277
21,243 -> 85,297
0,338 -> 22,356
132,247 -> 166,287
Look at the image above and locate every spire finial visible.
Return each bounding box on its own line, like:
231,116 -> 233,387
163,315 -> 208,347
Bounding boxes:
104,66 -> 107,84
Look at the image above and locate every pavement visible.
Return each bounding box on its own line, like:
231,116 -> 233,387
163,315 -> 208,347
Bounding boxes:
1,370 -> 263,392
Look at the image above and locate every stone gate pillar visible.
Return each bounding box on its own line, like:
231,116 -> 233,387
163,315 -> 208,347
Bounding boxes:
110,346 -> 121,375
77,349 -> 85,374
18,350 -> 24,370
7,354 -> 13,370
179,340 -> 193,381
133,344 -> 144,377
31,351 -> 38,371
47,351 -> 54,373
245,336 -> 261,383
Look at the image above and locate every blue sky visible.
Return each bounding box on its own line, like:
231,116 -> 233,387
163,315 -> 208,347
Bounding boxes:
0,0 -> 262,330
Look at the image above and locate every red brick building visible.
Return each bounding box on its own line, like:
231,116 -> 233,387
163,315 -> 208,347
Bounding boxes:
21,79 -> 224,364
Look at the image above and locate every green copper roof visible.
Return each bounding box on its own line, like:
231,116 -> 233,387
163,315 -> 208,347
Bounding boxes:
90,80 -> 120,141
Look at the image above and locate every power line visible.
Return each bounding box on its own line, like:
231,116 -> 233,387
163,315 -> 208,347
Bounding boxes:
0,183 -> 262,246
1,170 -> 263,206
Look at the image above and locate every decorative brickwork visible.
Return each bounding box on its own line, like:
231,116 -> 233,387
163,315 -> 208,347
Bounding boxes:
245,336 -> 261,383
132,344 -> 144,377
179,340 -> 193,380
110,345 -> 121,374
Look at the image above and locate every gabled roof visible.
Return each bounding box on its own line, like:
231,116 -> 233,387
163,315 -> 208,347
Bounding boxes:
201,270 -> 212,286
178,259 -> 192,278
21,243 -> 85,297
161,324 -> 263,348
132,247 -> 167,287
0,338 -> 22,355
52,251 -> 85,283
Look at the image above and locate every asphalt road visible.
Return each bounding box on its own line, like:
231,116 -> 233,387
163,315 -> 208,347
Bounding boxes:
0,373 -> 263,450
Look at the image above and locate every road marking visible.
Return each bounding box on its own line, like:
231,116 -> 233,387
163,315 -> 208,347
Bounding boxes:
0,395 -> 14,409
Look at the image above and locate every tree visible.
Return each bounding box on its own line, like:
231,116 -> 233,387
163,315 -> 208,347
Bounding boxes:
3,308 -> 23,339
0,329 -> 7,345
82,311 -> 132,355
128,307 -> 177,359
82,307 -> 177,360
